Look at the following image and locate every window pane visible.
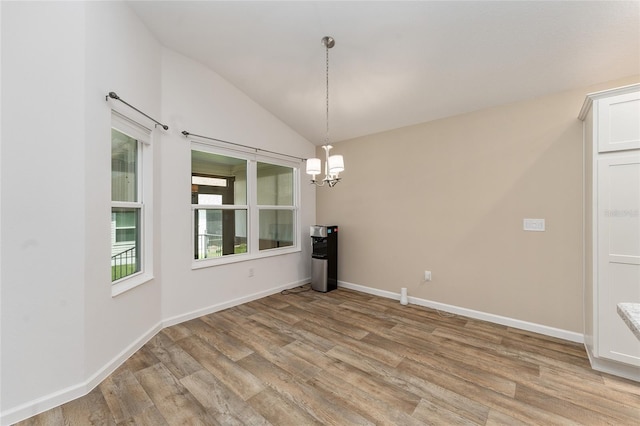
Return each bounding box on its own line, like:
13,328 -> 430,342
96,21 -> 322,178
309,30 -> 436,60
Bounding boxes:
259,209 -> 294,250
257,162 -> 293,206
112,129 -> 138,202
114,209 -> 137,227
115,228 -> 136,243
111,207 -> 140,281
194,209 -> 247,259
191,150 -> 247,205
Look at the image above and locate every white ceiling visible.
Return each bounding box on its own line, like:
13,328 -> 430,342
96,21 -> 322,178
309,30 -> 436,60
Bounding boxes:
128,1 -> 640,145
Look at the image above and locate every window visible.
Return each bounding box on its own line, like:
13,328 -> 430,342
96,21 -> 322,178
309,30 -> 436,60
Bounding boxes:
191,150 -> 248,260
191,144 -> 299,266
111,113 -> 153,293
257,162 -> 295,250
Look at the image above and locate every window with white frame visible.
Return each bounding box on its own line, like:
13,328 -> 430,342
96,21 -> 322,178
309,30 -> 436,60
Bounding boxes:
191,144 -> 299,266
257,162 -> 295,250
111,113 -> 153,290
191,150 -> 248,259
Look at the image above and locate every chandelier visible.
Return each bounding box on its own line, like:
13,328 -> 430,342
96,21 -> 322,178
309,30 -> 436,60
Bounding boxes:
306,36 -> 344,187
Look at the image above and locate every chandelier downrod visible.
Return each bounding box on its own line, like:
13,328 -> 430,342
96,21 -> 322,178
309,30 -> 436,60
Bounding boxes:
307,36 -> 344,187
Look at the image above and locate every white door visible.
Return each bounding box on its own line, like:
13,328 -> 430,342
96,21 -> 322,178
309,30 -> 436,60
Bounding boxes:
597,153 -> 640,365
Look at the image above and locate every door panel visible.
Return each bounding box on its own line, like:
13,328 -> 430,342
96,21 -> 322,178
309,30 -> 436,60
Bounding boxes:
597,153 -> 640,364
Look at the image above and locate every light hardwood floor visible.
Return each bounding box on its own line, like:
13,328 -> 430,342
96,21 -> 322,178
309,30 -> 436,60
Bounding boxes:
15,285 -> 640,425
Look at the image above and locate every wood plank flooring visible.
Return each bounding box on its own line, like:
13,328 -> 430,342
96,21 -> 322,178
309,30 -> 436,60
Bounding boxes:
15,285 -> 640,425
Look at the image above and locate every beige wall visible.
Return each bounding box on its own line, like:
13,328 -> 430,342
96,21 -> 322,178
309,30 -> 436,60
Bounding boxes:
316,75 -> 639,333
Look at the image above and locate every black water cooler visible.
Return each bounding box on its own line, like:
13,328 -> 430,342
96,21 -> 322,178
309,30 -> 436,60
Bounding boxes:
310,225 -> 338,292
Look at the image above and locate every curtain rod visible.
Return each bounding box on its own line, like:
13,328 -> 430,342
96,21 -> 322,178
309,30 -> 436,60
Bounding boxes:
106,92 -> 169,130
181,130 -> 306,162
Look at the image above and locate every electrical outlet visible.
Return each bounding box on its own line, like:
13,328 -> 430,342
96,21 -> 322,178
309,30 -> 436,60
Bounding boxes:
424,270 -> 432,281
248,267 -> 254,277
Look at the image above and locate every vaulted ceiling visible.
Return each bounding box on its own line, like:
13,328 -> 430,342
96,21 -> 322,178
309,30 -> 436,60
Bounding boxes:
129,1 -> 640,144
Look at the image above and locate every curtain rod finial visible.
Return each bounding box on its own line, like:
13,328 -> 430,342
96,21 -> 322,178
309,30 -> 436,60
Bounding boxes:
181,130 -> 190,137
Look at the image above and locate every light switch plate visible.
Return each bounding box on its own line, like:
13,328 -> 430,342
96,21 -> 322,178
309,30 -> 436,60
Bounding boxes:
523,218 -> 545,231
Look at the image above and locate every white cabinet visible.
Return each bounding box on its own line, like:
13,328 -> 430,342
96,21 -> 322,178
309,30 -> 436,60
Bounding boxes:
596,154 -> 640,365
596,91 -> 640,152
580,84 -> 640,381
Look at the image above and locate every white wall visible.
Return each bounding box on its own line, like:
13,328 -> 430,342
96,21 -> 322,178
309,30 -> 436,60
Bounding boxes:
0,0 -> 4,412
83,0 -> 164,384
317,75 -> 639,337
1,1 -> 87,415
0,2 -> 315,424
0,0 -> 3,411
159,48 -> 315,324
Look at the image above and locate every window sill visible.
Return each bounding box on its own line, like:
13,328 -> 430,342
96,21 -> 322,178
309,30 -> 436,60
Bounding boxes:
112,272 -> 154,297
191,246 -> 301,270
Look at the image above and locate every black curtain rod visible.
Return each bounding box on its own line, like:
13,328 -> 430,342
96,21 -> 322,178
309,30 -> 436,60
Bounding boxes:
181,130 -> 306,162
106,92 -> 169,130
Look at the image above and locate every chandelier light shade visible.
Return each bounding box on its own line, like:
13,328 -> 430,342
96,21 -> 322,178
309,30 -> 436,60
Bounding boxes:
328,154 -> 344,174
306,158 -> 322,175
306,36 -> 344,187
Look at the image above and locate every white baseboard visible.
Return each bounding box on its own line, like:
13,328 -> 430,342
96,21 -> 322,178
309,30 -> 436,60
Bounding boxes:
585,342 -> 640,382
1,321 -> 162,426
1,278 -> 310,426
162,278 -> 309,328
0,379 -> 87,426
84,322 -> 164,390
338,280 -> 584,344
